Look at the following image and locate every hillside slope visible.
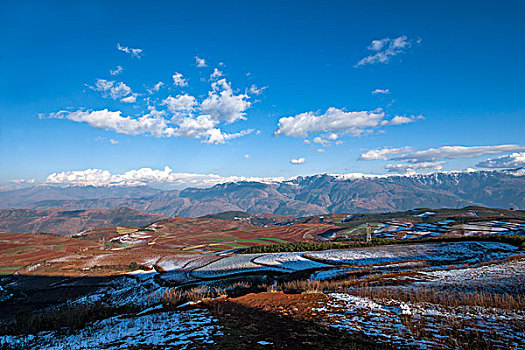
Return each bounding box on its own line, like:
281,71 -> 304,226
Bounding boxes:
0,207 -> 166,235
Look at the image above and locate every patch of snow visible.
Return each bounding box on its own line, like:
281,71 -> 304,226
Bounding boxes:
305,242 -> 517,266
190,254 -> 288,279
253,252 -> 331,271
0,309 -> 221,349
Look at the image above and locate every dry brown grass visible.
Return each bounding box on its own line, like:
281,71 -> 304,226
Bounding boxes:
159,286 -> 228,306
347,285 -> 525,310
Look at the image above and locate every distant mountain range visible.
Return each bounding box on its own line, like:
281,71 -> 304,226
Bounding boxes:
1,169 -> 524,217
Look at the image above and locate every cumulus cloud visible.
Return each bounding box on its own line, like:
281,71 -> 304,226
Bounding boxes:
162,94 -> 197,114
195,56 -> 207,67
120,95 -> 137,103
313,136 -> 329,145
172,72 -> 188,87
385,161 -> 446,174
476,152 -> 525,168
381,115 -> 423,126
48,109 -> 171,137
210,68 -> 223,80
110,66 -> 124,76
275,108 -> 384,138
392,145 -> 525,163
50,49 -> 261,145
201,79 -> 251,123
45,166 -> 284,188
372,89 -> 390,95
355,36 -> 416,67
109,139 -> 119,144
91,79 -> 136,102
359,146 -> 413,160
274,108 -> 419,138
117,43 -> 142,58
54,75 -> 257,144
175,114 -> 218,139
48,108 -> 252,144
290,157 -> 306,164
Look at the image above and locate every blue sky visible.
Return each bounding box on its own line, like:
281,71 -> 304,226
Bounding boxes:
1,0 -> 524,188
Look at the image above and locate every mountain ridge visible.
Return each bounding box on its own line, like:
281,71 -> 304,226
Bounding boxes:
1,170 -> 523,217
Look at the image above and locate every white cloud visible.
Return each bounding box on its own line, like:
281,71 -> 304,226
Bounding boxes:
92,79 -> 134,101
476,152 -> 525,168
381,115 -> 423,126
316,149 -> 325,153
313,136 -> 329,145
48,109 -> 171,137
368,38 -> 389,51
117,43 -> 143,58
171,114 -> 253,144
201,79 -> 251,123
162,94 -> 197,114
385,161 -> 446,174
174,114 -> 218,138
53,76 -> 257,144
244,154 -> 251,159
372,89 -> 390,95
172,72 -> 188,87
148,81 -> 164,94
210,68 -> 223,80
120,94 -> 137,103
9,178 -> 36,184
195,56 -> 207,67
274,108 -> 416,138
95,136 -> 119,144
110,66 -> 124,76
355,36 -> 415,67
359,146 -> 413,160
392,145 -> 525,163
45,166 -> 284,188
248,84 -> 266,95
290,157 -> 306,164
51,50 -> 259,145
205,128 -> 253,144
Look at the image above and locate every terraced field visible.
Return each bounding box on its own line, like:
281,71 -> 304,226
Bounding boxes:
1,209 -> 524,349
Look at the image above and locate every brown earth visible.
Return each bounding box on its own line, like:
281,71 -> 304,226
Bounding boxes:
201,292 -> 391,349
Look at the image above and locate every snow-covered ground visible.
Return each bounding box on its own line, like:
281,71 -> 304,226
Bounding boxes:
415,257 -> 525,293
190,254 -> 289,279
1,241 -> 523,349
305,241 -> 517,266
155,254 -> 218,272
321,292 -> 525,349
253,252 -> 331,271
0,308 -> 221,350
